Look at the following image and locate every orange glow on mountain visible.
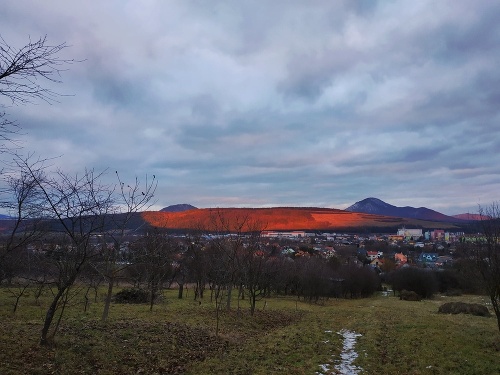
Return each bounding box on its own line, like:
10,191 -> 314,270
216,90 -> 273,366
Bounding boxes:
141,207 -> 457,231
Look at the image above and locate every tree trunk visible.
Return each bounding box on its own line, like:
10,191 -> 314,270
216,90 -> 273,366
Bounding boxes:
40,288 -> 66,345
238,284 -> 245,300
101,276 -> 114,321
490,291 -> 500,332
226,284 -> 232,311
250,294 -> 256,316
178,283 -> 184,299
150,281 -> 158,312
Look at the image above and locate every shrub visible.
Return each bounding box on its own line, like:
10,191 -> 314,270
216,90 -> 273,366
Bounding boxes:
399,289 -> 422,301
114,288 -> 149,304
438,302 -> 491,317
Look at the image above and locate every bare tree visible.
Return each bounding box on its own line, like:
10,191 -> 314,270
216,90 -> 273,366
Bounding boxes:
475,203 -> 500,332
0,165 -> 46,283
0,35 -> 73,105
183,234 -> 209,301
0,112 -> 19,153
130,228 -> 177,312
206,209 -> 264,312
98,172 -> 156,322
238,231 -> 275,316
297,257 -> 333,302
0,35 -> 73,153
16,156 -> 113,345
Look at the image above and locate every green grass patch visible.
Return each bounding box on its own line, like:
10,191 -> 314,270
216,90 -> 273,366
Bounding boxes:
0,286 -> 498,374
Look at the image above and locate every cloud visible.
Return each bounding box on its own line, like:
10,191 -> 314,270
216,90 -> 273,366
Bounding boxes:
0,0 -> 499,215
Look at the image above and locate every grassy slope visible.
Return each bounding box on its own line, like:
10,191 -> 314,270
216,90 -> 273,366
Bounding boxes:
0,288 -> 498,374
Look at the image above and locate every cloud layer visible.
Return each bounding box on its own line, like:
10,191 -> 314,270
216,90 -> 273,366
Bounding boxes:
1,0 -> 499,214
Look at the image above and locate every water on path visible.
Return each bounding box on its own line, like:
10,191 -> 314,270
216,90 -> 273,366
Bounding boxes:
317,329 -> 363,375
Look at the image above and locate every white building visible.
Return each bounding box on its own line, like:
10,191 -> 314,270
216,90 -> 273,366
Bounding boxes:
397,228 -> 423,239
261,231 -> 306,238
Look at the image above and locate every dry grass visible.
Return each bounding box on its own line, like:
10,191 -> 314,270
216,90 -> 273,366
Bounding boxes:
0,287 -> 498,374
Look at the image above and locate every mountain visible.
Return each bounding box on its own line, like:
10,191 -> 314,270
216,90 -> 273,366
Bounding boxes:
452,213 -> 485,221
142,207 -> 460,232
0,205 -> 464,235
160,204 -> 198,212
345,197 -> 464,223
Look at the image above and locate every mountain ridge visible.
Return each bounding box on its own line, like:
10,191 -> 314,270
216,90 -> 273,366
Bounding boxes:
142,206 -> 461,232
160,204 -> 198,212
345,197 -> 466,222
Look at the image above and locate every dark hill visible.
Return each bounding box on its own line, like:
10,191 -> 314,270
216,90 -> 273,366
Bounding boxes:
346,197 -> 464,223
160,204 -> 198,212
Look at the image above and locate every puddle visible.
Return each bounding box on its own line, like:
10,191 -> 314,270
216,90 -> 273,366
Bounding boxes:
317,329 -> 363,375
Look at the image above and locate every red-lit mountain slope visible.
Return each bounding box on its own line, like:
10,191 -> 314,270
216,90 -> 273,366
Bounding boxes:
142,207 -> 459,232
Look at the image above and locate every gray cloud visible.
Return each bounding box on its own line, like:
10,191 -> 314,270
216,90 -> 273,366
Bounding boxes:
0,0 -> 499,215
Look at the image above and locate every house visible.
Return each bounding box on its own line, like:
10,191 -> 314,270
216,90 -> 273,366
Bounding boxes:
367,251 -> 379,261
436,255 -> 453,267
370,258 -> 384,268
418,252 -> 439,267
394,252 -> 407,264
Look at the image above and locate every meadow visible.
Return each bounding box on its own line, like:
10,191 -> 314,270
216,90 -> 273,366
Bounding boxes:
0,286 -> 498,374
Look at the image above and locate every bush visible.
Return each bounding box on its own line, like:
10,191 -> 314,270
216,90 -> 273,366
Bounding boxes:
399,289 -> 421,301
438,302 -> 491,317
114,288 -> 149,304
390,267 -> 437,299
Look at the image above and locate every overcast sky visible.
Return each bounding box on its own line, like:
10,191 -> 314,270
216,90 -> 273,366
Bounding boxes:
1,0 -> 499,215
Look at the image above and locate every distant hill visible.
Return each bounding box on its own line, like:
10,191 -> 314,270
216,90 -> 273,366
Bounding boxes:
160,204 -> 198,213
142,207 -> 460,232
452,213 -> 486,221
346,197 -> 464,223
0,205 -> 465,236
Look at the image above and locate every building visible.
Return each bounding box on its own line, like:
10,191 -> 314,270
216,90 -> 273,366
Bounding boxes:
397,228 -> 423,240
431,230 -> 445,241
394,252 -> 407,264
261,231 -> 306,238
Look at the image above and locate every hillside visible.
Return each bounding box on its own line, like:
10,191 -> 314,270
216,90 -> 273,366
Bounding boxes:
160,204 -> 198,212
0,206 -> 464,236
452,213 -> 486,221
142,207 -> 460,232
346,197 -> 464,223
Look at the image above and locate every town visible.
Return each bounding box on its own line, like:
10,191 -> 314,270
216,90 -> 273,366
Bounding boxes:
261,227 -> 464,270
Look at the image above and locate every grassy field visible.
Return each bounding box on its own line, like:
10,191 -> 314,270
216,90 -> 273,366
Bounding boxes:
0,286 -> 498,374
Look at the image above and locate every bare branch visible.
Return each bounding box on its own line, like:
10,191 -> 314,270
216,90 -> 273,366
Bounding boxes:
0,35 -> 75,105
